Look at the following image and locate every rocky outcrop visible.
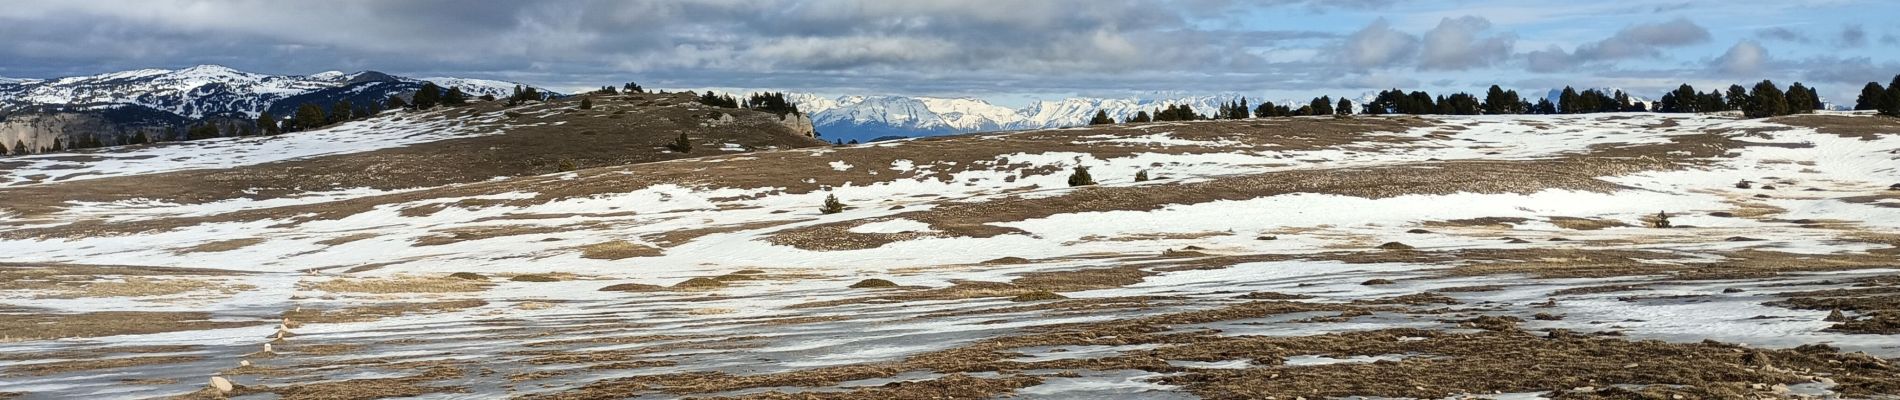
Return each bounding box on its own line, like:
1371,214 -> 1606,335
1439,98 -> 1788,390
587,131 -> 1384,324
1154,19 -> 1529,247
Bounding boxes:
0,107 -> 182,153
778,112 -> 816,138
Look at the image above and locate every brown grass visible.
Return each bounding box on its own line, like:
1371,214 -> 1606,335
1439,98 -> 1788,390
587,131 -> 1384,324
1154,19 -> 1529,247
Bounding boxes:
1546,216 -> 1629,230
5,355 -> 204,376
578,240 -> 664,260
282,299 -> 489,324
0,311 -> 255,341
173,238 -> 266,253
305,275 -> 491,294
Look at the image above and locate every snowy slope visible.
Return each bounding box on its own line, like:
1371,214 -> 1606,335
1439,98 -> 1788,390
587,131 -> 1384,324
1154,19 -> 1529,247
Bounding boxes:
0,65 -> 557,119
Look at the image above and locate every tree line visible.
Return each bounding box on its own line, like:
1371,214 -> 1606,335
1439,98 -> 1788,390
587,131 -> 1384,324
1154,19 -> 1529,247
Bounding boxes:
1088,76 -> 1900,123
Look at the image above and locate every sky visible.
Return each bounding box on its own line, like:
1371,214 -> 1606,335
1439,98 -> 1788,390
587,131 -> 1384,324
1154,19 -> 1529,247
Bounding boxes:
1,0 -> 1896,107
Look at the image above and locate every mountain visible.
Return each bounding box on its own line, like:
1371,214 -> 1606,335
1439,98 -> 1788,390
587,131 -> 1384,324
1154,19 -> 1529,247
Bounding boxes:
786,93 -> 1251,141
0,65 -> 558,120
0,65 -> 558,151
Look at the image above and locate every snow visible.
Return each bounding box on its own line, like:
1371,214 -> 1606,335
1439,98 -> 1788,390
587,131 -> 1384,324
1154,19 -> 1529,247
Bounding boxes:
4,112 -> 1897,398
0,107 -> 508,186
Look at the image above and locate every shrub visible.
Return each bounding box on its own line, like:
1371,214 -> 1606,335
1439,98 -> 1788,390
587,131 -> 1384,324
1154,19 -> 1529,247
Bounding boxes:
667,133 -> 692,153
558,159 -> 578,172
1134,170 -> 1149,182
1650,211 -> 1673,228
1067,166 -> 1096,187
447,272 -> 487,281
510,274 -> 560,282
1011,291 -> 1067,302
820,194 -> 846,214
849,279 -> 899,289
579,96 -> 593,110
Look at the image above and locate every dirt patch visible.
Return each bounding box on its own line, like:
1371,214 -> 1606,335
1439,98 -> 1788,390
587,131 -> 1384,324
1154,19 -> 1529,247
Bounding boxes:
0,310 -> 256,340
283,299 -> 488,324
1770,114 -> 1900,140
1546,216 -> 1629,230
304,275 -> 491,294
172,238 -> 266,253
5,355 -> 203,376
578,240 -> 664,260
412,225 -> 567,246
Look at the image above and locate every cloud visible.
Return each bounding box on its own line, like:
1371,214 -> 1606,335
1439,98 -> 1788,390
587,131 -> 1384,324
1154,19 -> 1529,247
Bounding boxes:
1838,24 -> 1866,47
1710,40 -> 1769,76
1755,27 -> 1811,43
1337,18 -> 1418,70
1417,16 -> 1514,71
1524,18 -> 1711,72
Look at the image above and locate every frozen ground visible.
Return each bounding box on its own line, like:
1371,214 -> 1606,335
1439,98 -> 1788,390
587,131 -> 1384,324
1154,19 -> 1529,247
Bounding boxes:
0,112 -> 1897,399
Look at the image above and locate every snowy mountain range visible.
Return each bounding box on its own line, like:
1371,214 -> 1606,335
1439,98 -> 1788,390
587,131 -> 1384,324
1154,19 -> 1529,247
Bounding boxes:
783,93 -> 1261,141
0,65 -> 555,120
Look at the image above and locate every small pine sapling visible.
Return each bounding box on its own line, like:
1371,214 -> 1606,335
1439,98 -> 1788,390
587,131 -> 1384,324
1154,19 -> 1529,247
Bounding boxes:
820,194 -> 846,214
1134,170 -> 1150,182
668,133 -> 693,153
1068,166 -> 1096,187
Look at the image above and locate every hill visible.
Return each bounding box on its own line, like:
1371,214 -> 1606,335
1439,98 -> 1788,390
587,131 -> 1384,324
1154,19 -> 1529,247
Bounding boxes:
1,111 -> 1898,399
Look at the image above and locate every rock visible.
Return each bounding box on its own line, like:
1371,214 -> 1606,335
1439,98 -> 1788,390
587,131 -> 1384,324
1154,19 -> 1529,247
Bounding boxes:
209,376 -> 234,393
1506,238 -> 1531,244
849,279 -> 899,289
1742,351 -> 1773,368
1376,242 -> 1414,250
1824,309 -> 1848,322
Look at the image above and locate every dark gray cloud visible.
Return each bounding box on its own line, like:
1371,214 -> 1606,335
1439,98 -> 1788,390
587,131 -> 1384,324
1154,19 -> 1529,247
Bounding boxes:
1417,16 -> 1513,71
0,0 -> 1379,95
1524,18 -> 1711,72
1838,24 -> 1867,47
1755,27 -> 1811,43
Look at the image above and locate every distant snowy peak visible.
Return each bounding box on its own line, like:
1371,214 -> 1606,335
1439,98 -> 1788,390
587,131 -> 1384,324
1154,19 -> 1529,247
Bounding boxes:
0,65 -> 555,119
420,77 -> 542,99
783,93 -> 1250,141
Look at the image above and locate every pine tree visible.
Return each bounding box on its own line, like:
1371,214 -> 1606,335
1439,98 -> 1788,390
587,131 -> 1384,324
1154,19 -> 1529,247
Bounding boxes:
1129,110 -> 1152,123
256,111 -> 280,135
1311,96 -> 1333,116
668,132 -> 692,153
1067,166 -> 1095,187
1088,110 -> 1113,125
1725,85 -> 1749,111
1558,87 -> 1582,114
387,95 -> 409,110
1856,82 -> 1887,111
1336,99 -> 1353,116
579,96 -> 594,110
820,193 -> 846,214
12,140 -> 25,155
442,87 -> 468,106
293,103 -> 327,130
1745,80 -> 1788,118
1883,75 -> 1900,117
331,100 -> 353,124
412,82 -> 442,109
1785,83 -> 1815,113
0,141 -> 8,156
1134,170 -> 1149,182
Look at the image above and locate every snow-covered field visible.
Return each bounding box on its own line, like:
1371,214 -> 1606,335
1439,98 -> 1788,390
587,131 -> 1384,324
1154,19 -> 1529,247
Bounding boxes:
1,112 -> 1897,399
